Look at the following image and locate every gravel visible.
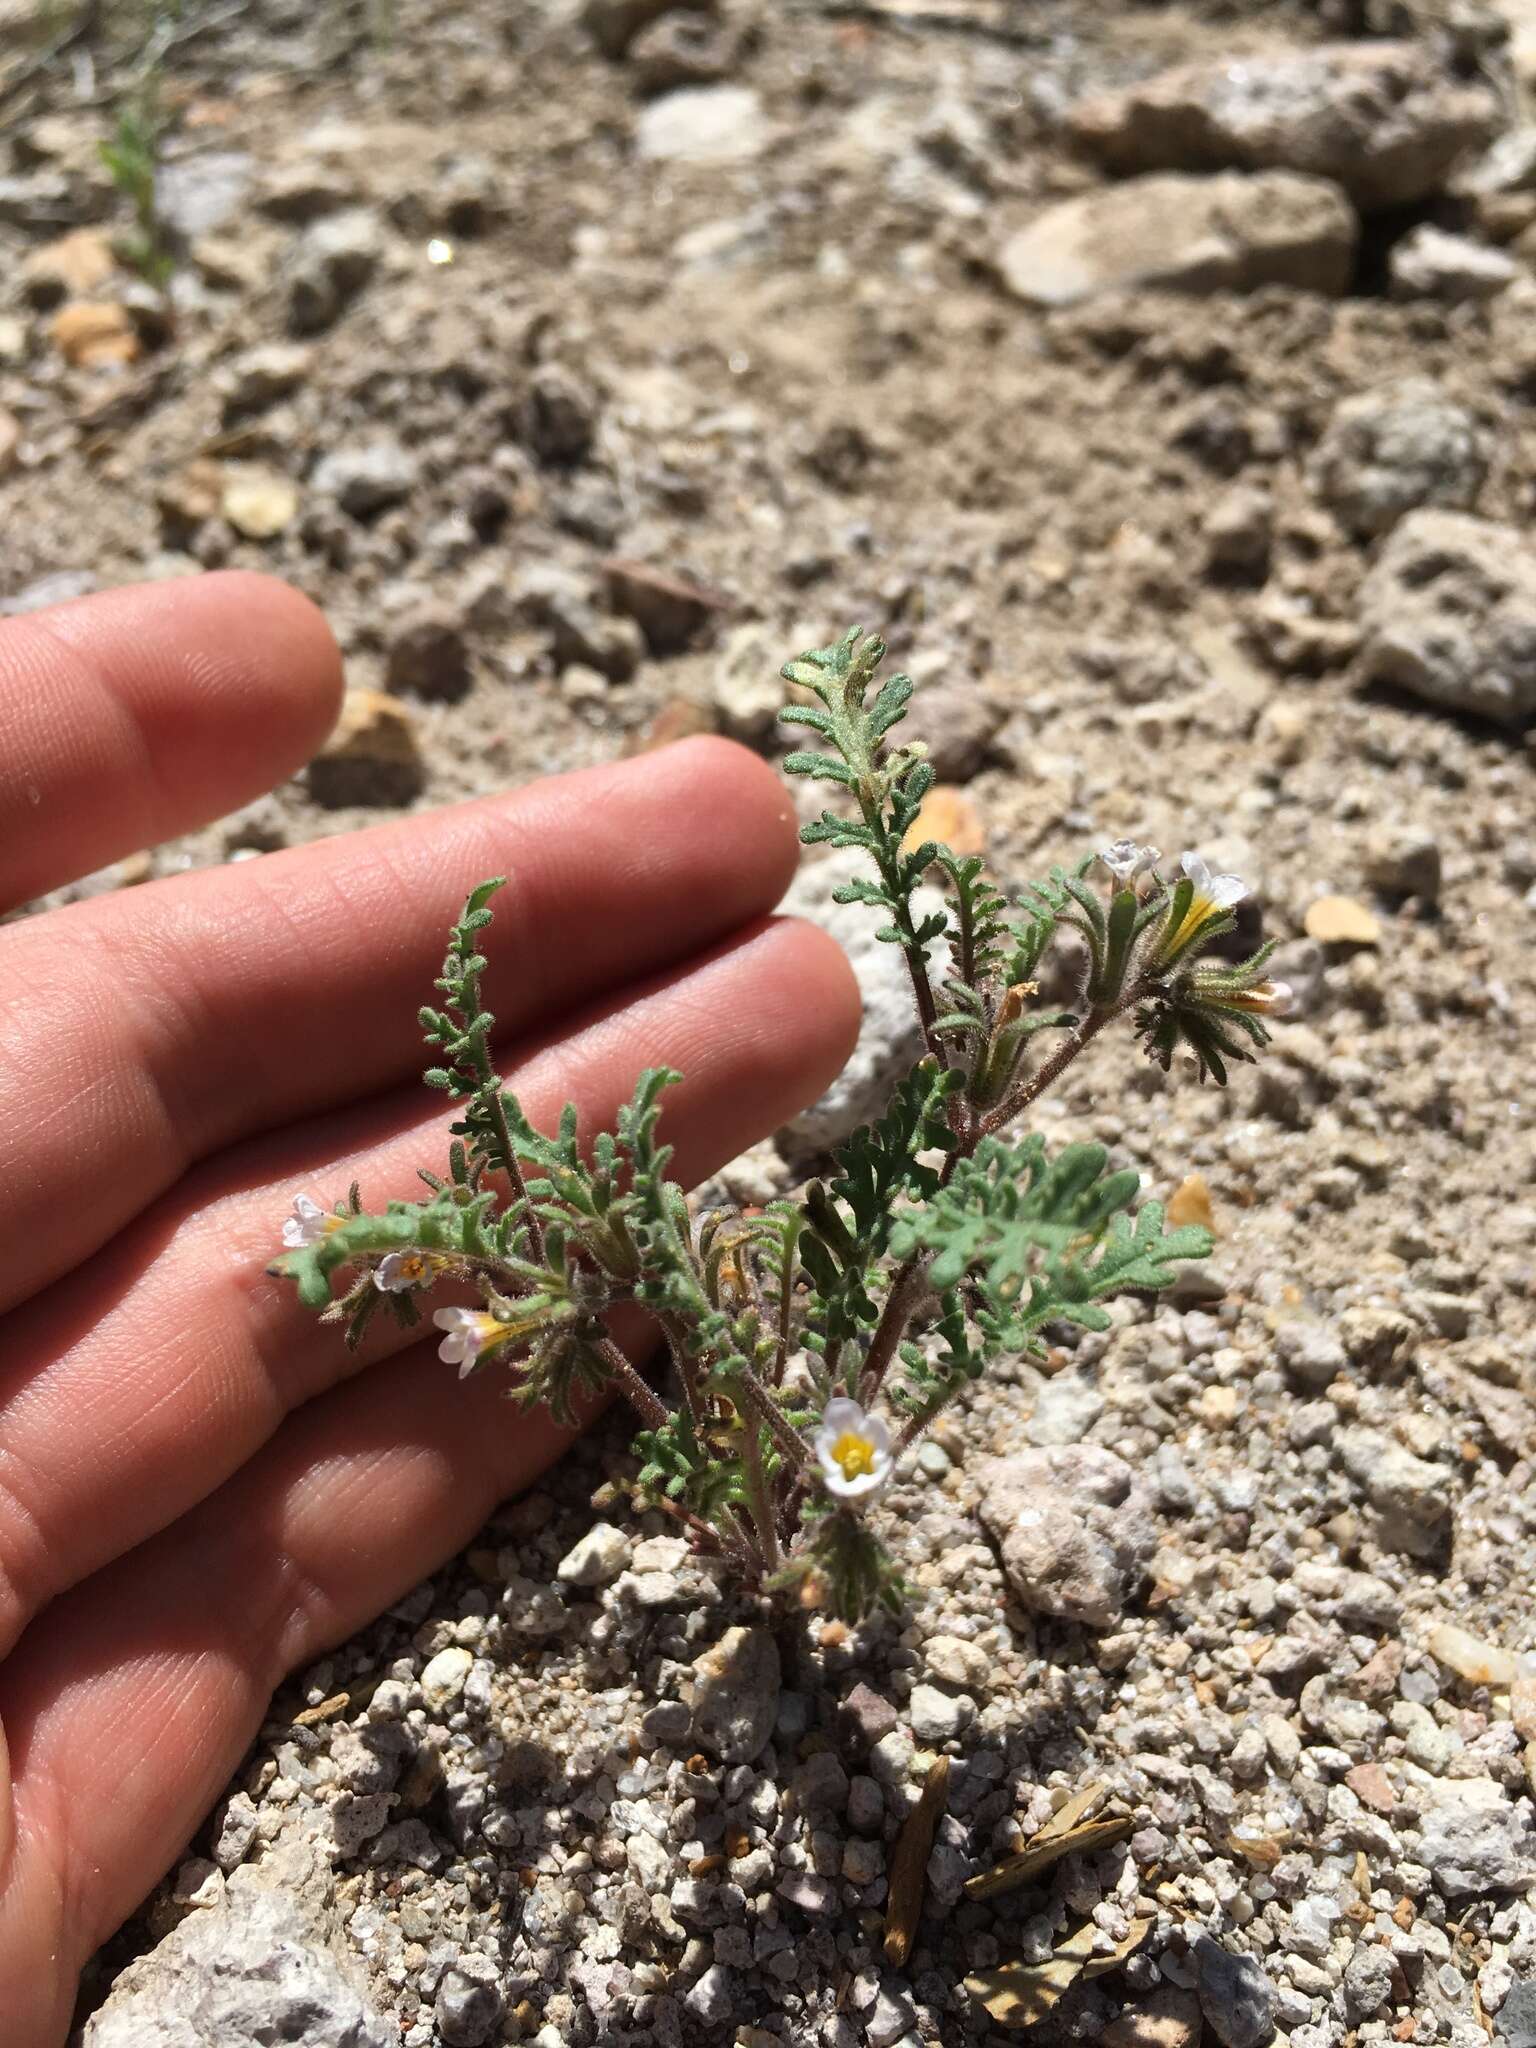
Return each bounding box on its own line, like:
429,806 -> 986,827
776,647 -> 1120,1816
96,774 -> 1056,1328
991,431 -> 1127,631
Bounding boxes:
22,2 -> 1536,2040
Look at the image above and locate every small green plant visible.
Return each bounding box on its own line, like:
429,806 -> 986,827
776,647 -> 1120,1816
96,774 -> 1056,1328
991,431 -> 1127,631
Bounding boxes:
274,629 -> 1289,1621
100,89 -> 173,286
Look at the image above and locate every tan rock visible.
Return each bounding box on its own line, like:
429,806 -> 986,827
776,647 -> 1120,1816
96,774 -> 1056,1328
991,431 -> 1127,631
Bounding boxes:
50,300 -> 139,369
1512,1671 -> 1536,1741
193,234 -> 271,294
1103,1986 -> 1201,2048
221,466 -> 299,539
630,696 -> 718,753
1347,1761 -> 1398,1814
1359,510 -> 1536,726
0,407 -> 19,477
1305,895 -> 1381,946
1352,1639 -> 1407,1700
924,1634 -> 991,1690
1502,2 -> 1536,93
1259,701 -> 1310,765
157,460 -> 226,542
24,226 -> 114,300
1428,1623 -> 1517,1688
307,690 -> 425,809
1167,1172 -> 1217,1235
902,784 -> 984,859
1198,1384 -> 1240,1429
998,171 -> 1356,309
603,556 -> 720,655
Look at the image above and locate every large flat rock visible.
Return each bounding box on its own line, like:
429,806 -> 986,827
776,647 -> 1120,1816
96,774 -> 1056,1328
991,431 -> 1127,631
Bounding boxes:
1066,41 -> 1500,209
1359,510 -> 1536,725
998,170 -> 1355,308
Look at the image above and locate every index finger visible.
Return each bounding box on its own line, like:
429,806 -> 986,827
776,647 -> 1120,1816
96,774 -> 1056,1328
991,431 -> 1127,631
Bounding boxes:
0,735 -> 805,1315
0,572 -> 342,911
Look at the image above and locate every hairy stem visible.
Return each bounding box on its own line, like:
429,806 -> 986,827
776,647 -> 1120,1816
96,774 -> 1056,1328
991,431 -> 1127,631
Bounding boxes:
466,1050 -> 544,1263
856,1251 -> 932,1408
893,1405 -> 938,1458
654,1310 -> 707,1425
735,1366 -> 810,1477
773,1258 -> 796,1388
594,1334 -> 668,1431
861,789 -> 942,1060
859,988 -> 1146,1417
739,1416 -> 781,1575
653,1492 -> 753,1565
978,988 -> 1141,1138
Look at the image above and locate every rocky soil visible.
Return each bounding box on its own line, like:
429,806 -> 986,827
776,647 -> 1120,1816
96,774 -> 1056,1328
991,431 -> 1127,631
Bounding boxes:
6,0 -> 1536,2044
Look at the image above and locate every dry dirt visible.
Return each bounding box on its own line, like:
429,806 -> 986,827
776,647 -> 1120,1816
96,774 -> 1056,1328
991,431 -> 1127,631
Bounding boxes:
6,2 -> 1536,2045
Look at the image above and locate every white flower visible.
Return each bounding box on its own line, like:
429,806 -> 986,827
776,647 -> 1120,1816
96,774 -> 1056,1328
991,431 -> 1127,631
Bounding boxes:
814,1397 -> 894,1503
433,1306 -> 504,1378
1179,850 -> 1247,914
282,1192 -> 332,1249
1157,850 -> 1250,962
1098,839 -> 1160,887
375,1250 -> 434,1294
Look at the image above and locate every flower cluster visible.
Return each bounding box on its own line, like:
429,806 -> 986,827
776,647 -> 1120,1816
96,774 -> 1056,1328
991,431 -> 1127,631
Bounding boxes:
1133,852 -> 1289,1083
272,627 -> 1284,1621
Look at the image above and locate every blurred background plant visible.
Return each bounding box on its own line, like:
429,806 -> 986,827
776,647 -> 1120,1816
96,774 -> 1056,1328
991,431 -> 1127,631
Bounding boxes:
99,57 -> 174,286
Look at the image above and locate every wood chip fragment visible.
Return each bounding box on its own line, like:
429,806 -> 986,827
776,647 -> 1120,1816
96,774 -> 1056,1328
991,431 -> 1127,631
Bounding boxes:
963,1815 -> 1133,1900
291,1691 -> 349,1727
1224,1826 -> 1290,1869
965,1916 -> 1152,2028
1033,1780 -> 1108,1843
882,1753 -> 949,1966
965,1921 -> 1098,2029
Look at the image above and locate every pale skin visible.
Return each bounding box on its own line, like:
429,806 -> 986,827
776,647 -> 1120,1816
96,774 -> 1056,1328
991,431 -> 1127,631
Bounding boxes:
0,571 -> 861,2044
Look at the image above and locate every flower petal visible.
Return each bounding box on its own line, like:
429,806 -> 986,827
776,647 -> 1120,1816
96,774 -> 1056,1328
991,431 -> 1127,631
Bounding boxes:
820,1396 -> 865,1435
1208,872 -> 1247,909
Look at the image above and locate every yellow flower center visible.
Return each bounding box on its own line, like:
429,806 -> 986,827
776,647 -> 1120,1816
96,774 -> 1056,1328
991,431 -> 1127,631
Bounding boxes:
1164,890 -> 1218,956
397,1253 -> 431,1282
832,1431 -> 877,1481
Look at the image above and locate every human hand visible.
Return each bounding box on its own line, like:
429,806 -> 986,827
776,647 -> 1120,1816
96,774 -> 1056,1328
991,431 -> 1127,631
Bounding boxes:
0,571 -> 859,2044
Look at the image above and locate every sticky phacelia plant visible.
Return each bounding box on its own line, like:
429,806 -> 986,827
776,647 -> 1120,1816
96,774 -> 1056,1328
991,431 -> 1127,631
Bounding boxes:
274,629 -> 1288,1620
